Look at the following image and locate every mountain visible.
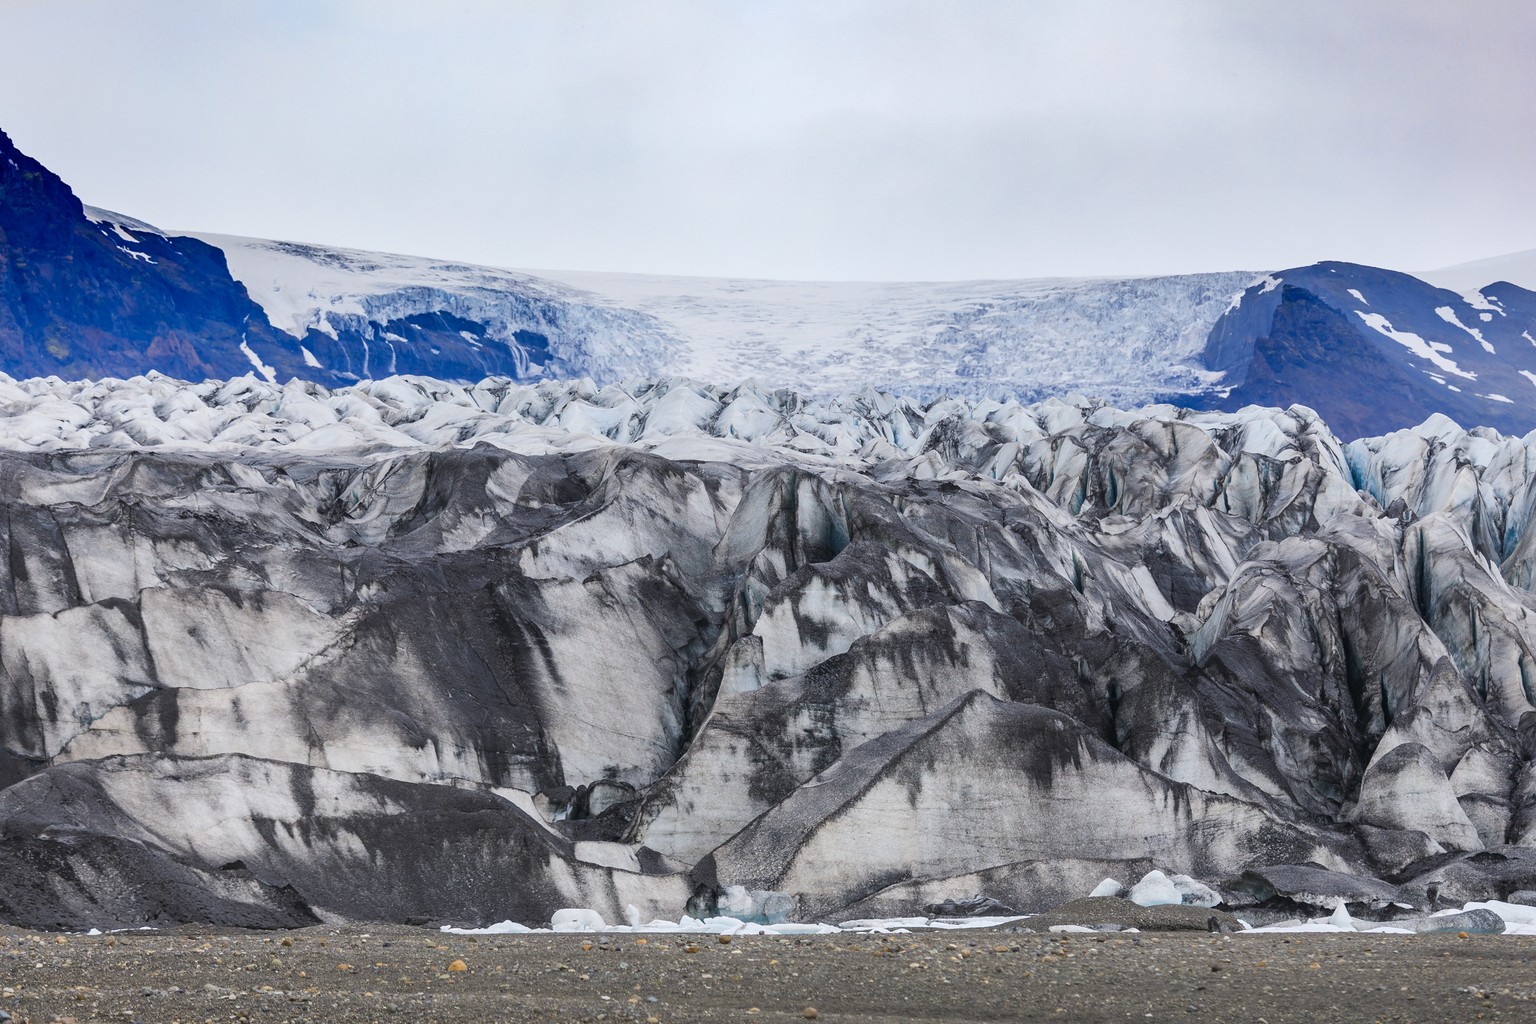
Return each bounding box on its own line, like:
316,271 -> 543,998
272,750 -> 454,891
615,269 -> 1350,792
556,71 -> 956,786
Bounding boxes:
1199,262 -> 1536,439
6,374 -> 1536,927
3,122 -> 1536,435
0,129 -> 306,382
0,127 -> 564,384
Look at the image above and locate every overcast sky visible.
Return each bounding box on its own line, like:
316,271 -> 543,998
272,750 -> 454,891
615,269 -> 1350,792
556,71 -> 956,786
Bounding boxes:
2,0 -> 1532,280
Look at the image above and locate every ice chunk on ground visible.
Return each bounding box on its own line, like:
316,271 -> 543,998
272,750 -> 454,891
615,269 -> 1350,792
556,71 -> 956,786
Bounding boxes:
550,908 -> 607,932
1416,908 -> 1505,934
1169,874 -> 1221,908
1128,870 -> 1183,907
715,885 -> 796,924
443,920 -> 534,935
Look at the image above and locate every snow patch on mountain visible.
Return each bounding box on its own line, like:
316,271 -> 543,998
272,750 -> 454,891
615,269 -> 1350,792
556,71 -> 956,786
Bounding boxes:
82,206 -> 167,240
238,340 -> 277,383
1354,311 -> 1475,380
1436,305 -> 1495,352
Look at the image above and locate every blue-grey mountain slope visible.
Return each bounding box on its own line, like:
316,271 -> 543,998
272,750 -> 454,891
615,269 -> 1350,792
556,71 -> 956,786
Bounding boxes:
1200,262 -> 1536,439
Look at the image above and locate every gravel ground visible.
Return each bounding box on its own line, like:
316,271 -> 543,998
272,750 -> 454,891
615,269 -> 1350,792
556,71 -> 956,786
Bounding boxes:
2,923 -> 1534,1023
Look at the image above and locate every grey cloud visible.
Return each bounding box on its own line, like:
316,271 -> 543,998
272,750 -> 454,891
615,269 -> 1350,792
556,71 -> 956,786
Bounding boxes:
0,0 -> 1530,279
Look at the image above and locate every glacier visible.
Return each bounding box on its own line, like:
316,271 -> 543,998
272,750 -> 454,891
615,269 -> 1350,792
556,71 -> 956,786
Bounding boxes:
5,372 -> 1536,929
191,229 -> 1254,407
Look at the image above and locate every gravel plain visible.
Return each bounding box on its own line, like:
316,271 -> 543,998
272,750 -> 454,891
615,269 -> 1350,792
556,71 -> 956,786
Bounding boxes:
3,924 -> 1536,1023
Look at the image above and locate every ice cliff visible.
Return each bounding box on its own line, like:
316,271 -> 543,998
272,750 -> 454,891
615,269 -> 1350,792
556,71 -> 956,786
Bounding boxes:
4,373 -> 1536,927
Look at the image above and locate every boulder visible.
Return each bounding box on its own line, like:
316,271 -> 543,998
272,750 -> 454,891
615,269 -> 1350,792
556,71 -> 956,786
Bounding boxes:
921,895 -> 1019,918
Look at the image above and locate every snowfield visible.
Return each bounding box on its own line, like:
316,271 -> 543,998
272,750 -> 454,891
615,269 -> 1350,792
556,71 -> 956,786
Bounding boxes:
192,230 -> 1255,404
1424,247 -> 1536,298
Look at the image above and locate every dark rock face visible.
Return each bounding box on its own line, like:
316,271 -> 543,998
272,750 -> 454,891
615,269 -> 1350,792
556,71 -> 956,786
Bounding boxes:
4,380 -> 1536,928
921,895 -> 1018,918
1224,864 -> 1404,912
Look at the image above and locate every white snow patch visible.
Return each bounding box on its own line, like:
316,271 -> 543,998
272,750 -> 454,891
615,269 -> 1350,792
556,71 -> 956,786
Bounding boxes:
82,206 -> 165,237
1484,393 -> 1515,404
300,346 -> 322,369
1226,273 -> 1281,312
239,341 -> 278,384
116,246 -> 155,265
1356,311 -> 1475,379
1521,370 -> 1536,389
1435,305 -> 1495,353
1463,290 -> 1504,314
1129,565 -> 1177,621
1347,288 -> 1369,305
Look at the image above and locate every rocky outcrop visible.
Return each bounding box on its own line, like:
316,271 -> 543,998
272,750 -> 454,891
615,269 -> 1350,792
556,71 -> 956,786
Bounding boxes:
5,375 -> 1536,927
